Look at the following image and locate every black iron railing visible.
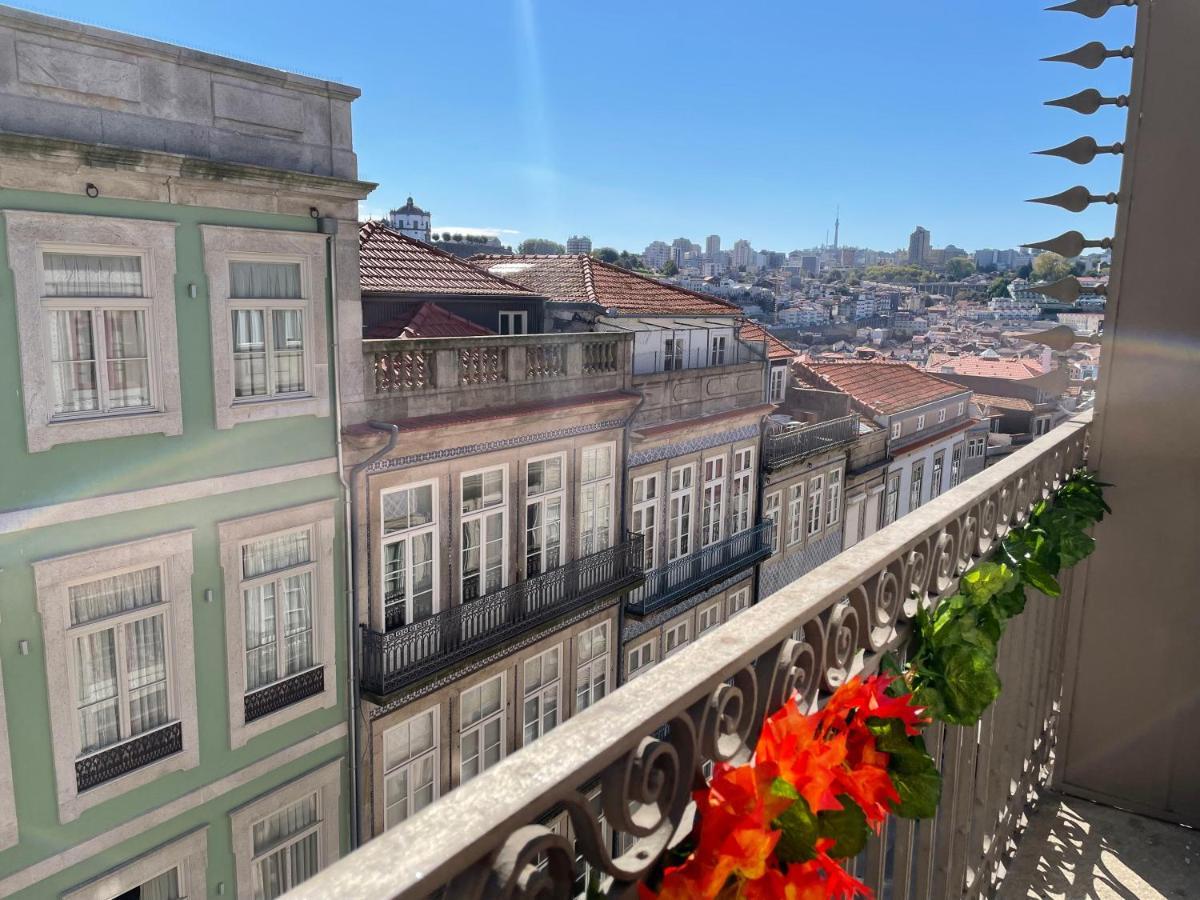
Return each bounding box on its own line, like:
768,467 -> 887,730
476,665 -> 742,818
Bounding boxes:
362,535 -> 645,697
75,721 -> 183,792
763,415 -> 860,469
625,522 -> 773,616
244,666 -> 325,723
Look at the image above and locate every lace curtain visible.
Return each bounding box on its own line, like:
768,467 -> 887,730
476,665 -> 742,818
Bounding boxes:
229,261 -> 301,300
253,794 -> 319,900
243,531 -> 314,691
42,252 -> 143,297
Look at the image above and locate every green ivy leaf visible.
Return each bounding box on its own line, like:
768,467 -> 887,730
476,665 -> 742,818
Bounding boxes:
960,562 -> 1017,604
993,584 -> 1027,619
1021,559 -> 1062,597
941,645 -> 1001,725
817,794 -> 869,859
772,788 -> 819,864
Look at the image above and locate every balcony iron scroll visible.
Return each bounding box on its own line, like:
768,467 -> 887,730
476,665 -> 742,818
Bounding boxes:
75,721 -> 183,792
362,535 -> 644,696
244,666 -> 325,723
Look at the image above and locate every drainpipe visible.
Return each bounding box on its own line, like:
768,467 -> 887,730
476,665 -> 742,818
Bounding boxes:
345,420 -> 399,848
617,350 -> 647,685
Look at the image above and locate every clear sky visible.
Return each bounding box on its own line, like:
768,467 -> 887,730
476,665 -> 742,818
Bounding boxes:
14,0 -> 1135,255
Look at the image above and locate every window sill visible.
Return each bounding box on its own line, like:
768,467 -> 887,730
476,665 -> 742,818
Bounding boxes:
29,406 -> 182,452
216,392 -> 329,430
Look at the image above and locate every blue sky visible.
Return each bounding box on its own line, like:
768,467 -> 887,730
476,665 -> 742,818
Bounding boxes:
17,1 -> 1135,254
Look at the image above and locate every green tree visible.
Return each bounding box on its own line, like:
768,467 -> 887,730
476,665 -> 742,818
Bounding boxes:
1017,264 -> 1034,279
945,257 -> 977,280
987,277 -> 1012,298
1032,252 -> 1073,282
661,259 -> 679,277
615,251 -> 643,270
593,247 -> 620,263
518,238 -> 567,255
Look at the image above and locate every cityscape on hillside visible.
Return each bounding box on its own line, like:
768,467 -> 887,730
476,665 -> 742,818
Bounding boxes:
0,3 -> 1193,900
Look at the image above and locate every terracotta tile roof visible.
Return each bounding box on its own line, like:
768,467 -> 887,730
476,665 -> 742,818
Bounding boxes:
739,322 -> 796,360
363,302 -> 495,339
359,221 -> 536,296
971,393 -> 1035,413
471,254 -> 740,316
926,356 -> 1045,380
796,360 -> 968,416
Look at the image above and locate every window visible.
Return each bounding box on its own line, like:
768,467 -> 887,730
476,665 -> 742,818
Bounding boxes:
229,261 -> 306,402
727,587 -> 751,618
951,444 -> 963,487
579,446 -> 614,555
709,335 -> 727,366
626,639 -> 656,680
63,829 -> 208,900
573,788 -> 610,897
202,227 -> 329,430
910,461 -> 925,511
460,674 -> 505,782
462,467 -> 506,602
764,491 -> 782,554
957,401 -> 966,417
526,455 -> 564,578
668,465 -> 695,561
890,421 -> 902,440
698,602 -> 721,635
632,475 -> 660,571
731,448 -> 755,534
575,623 -> 610,712
382,483 -> 437,628
6,213 -> 182,451
701,456 -> 726,547
499,310 -> 528,335
769,366 -> 786,403
937,408 -> 947,424
968,437 -> 987,459
383,708 -> 438,828
1034,416 -> 1052,436
807,475 -> 825,536
664,621 -> 690,657
931,452 -> 945,499
826,469 -> 842,528
787,483 -> 805,545
523,647 -> 561,745
663,337 -> 684,371
34,531 -> 198,821
220,501 -> 337,747
230,760 -> 340,900
916,414 -> 926,431
885,472 -> 901,525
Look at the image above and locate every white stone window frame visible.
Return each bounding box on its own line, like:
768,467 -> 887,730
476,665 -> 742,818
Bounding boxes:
525,452 -> 568,579
201,225 -> 330,430
230,758 -> 342,900
769,365 -> 786,403
63,827 -> 208,900
916,413 -> 926,431
382,706 -> 440,830
697,601 -> 722,635
700,454 -> 726,549
938,407 -> 947,424
727,587 -> 752,619
218,500 -> 338,749
890,421 -> 902,440
460,463 -> 510,603
807,474 -> 825,537
664,620 -> 690,658
579,443 -> 617,557
33,530 -> 198,823
825,468 -> 843,528
521,645 -> 562,747
5,211 -> 182,452
0,659 -> 16,851
380,479 -> 440,630
631,473 -> 661,572
574,622 -> 610,713
763,490 -> 782,555
787,482 -> 806,546
625,638 -> 656,680
731,447 -> 755,534
459,672 -> 507,784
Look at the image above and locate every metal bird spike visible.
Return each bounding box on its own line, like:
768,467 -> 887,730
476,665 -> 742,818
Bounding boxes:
1034,136 -> 1124,165
1012,324 -> 1081,352
1047,0 -> 1136,18
1026,231 -> 1112,257
1028,186 -> 1118,213
1029,277 -> 1083,304
1043,41 -> 1134,69
1045,88 -> 1128,115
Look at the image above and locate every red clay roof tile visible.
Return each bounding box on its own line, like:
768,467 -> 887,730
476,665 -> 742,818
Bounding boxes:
363,302 -> 495,339
796,360 -> 968,416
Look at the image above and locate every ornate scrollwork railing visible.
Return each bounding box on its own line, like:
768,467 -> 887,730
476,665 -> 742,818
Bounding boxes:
75,721 -> 184,792
764,414 -> 861,470
296,412 -> 1092,900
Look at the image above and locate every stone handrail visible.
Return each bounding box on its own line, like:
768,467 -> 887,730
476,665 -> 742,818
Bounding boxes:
291,411 -> 1093,900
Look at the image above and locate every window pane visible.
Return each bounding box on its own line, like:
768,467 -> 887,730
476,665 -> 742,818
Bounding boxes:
137,868 -> 181,900
43,252 -> 143,297
253,794 -> 318,854
233,310 -> 268,398
126,615 -> 169,736
272,309 -> 305,393
69,566 -> 162,626
243,530 -> 312,579
230,261 -> 302,300
49,310 -> 99,414
75,629 -> 120,753
282,573 -> 314,675
102,309 -> 151,409
245,583 -> 278,691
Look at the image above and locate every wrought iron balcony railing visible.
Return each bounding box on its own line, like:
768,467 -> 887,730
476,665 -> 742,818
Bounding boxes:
75,721 -> 183,792
244,666 -> 325,723
361,535 -> 645,697
763,414 -> 861,469
295,411 -> 1093,900
626,522 -> 773,616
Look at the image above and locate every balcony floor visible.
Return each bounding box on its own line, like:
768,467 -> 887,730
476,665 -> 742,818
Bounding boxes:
1000,791 -> 1198,899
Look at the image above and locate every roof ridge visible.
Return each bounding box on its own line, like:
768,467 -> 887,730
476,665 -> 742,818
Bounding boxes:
585,255 -> 741,311
359,222 -> 536,295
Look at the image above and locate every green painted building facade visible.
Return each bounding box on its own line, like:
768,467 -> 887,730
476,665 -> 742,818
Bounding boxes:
0,6 -> 372,898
